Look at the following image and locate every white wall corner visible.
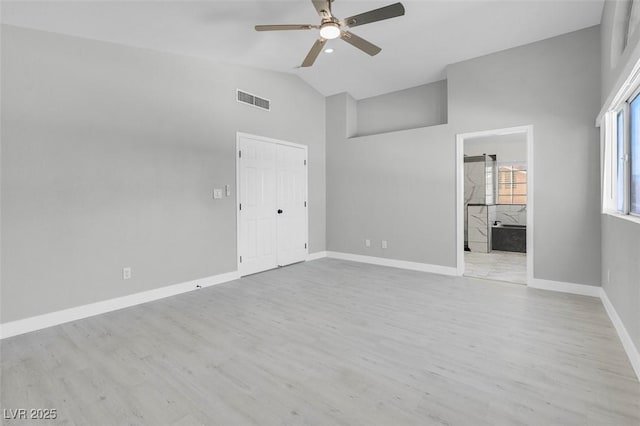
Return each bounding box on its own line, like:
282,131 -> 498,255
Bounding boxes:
0,271 -> 240,340
528,278 -> 602,297
307,251 -> 328,261
326,251 -> 458,276
600,288 -> 640,381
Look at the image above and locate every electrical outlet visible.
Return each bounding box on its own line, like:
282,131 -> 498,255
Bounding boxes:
213,189 -> 223,199
381,240 -> 388,249
365,239 -> 371,247
123,267 -> 132,280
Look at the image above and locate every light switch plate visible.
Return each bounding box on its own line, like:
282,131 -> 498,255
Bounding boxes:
213,189 -> 223,199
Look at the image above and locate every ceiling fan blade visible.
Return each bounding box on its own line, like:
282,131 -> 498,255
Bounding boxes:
311,0 -> 332,18
340,31 -> 381,56
342,2 -> 405,28
255,24 -> 317,31
301,38 -> 328,67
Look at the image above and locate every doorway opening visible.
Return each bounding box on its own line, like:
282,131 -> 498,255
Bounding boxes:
236,132 -> 308,277
455,126 -> 534,285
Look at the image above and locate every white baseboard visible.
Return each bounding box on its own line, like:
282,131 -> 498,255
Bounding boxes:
0,271 -> 240,340
306,251 -> 328,261
326,251 -> 458,276
528,278 -> 602,297
528,277 -> 639,381
600,289 -> 640,381
2,257 -> 637,383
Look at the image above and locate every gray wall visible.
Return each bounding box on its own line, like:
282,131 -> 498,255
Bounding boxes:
327,26 -> 602,286
601,216 -> 640,349
464,133 -> 527,163
327,94 -> 454,263
600,0 -> 640,102
600,1 -> 640,350
1,25 -> 326,323
356,80 -> 448,137
448,26 -> 602,286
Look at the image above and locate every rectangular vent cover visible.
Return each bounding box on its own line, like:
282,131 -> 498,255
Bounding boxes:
237,89 -> 270,111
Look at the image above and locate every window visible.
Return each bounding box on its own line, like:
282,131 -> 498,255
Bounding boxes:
498,163 -> 527,204
617,110 -> 625,212
602,54 -> 640,219
631,93 -> 640,214
606,83 -> 640,218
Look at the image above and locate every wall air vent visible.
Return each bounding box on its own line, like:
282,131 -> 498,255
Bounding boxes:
237,89 -> 270,111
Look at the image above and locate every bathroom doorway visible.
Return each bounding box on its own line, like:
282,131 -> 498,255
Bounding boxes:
455,126 -> 533,285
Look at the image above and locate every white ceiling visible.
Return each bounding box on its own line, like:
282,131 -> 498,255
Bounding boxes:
1,0 -> 604,99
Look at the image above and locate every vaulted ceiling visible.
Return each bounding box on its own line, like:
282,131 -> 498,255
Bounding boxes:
1,1 -> 604,99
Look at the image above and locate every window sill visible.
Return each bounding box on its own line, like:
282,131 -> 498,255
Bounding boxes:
603,210 -> 640,225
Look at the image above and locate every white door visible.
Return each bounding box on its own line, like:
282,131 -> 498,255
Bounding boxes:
238,136 -> 278,275
276,144 -> 307,266
238,134 -> 308,276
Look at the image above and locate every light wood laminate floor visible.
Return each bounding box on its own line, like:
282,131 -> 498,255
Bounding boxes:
465,251 -> 527,284
1,258 -> 638,425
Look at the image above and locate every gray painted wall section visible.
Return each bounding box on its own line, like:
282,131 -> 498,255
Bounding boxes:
448,26 -> 601,286
327,93 -> 454,265
327,26 -> 601,286
1,25 -> 326,323
602,215 -> 640,350
600,0 -> 640,102
356,80 -> 447,137
464,133 -> 527,163
600,1 -> 640,351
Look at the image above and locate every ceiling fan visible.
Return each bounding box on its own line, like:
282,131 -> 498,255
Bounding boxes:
255,0 -> 405,67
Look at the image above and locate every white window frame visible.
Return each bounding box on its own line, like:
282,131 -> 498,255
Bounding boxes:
601,60 -> 640,223
629,87 -> 640,216
617,103 -> 630,215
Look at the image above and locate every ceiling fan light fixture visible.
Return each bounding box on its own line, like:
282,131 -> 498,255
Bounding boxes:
255,1 -> 406,67
319,22 -> 341,39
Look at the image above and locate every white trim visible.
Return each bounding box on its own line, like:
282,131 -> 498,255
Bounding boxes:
236,132 -> 308,151
597,55 -> 640,126
600,288 -> 640,380
455,125 -> 534,285
528,278 -> 601,297
604,211 -> 640,225
0,271 -> 240,340
236,132 -> 309,277
326,251 -> 458,276
527,276 -> 640,381
306,251 -> 328,261
455,134 -> 465,276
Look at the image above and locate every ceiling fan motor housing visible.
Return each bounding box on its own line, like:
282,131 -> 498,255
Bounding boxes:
320,18 -> 341,39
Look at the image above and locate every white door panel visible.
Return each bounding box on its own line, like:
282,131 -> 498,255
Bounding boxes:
276,145 -> 307,266
238,134 -> 307,276
239,136 -> 277,275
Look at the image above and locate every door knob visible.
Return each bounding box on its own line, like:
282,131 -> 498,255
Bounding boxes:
277,209 -> 283,214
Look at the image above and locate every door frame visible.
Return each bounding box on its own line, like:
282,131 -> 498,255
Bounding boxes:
236,132 -> 309,275
455,125 -> 534,285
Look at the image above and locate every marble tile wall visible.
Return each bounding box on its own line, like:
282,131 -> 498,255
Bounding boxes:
464,157 -> 496,243
468,205 -> 496,253
464,161 -> 486,205
495,204 -> 526,226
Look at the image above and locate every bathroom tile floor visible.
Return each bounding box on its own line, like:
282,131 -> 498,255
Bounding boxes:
464,250 -> 527,285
